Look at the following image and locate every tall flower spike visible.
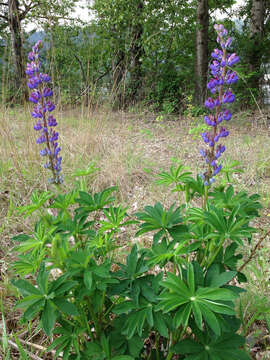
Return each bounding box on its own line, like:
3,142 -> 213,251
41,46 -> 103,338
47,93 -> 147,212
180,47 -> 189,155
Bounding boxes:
200,24 -> 239,186
25,41 -> 63,185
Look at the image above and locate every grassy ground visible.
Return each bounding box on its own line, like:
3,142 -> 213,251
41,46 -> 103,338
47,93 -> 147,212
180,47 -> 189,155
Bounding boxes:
0,105 -> 270,359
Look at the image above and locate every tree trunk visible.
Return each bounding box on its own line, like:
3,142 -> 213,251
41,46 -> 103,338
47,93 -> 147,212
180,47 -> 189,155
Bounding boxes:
8,0 -> 26,101
195,0 -> 209,105
112,49 -> 126,109
249,0 -> 266,95
129,0 -> 144,104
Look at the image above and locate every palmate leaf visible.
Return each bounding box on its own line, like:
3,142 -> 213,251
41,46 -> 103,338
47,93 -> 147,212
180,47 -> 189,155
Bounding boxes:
157,264 -> 239,335
75,186 -> 117,215
50,190 -> 78,210
156,164 -> 193,187
172,332 -> 249,360
135,202 -> 182,236
100,205 -> 138,233
209,185 -> 262,218
197,205 -> 257,245
18,190 -> 54,217
122,306 -> 154,339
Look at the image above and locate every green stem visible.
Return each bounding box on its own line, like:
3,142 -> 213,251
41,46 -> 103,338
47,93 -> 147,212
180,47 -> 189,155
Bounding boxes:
203,185 -> 208,209
206,238 -> 225,269
166,352 -> 174,360
155,334 -> 160,360
88,298 -> 100,339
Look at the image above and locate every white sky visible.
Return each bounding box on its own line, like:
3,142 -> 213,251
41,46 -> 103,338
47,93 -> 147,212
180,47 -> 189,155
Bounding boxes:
25,0 -> 246,31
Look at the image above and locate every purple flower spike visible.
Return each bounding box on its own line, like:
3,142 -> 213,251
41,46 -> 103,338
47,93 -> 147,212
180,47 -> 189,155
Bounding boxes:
199,24 -> 239,186
25,40 -> 63,185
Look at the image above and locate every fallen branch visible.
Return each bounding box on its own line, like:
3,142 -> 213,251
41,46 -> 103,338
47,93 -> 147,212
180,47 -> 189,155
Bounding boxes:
238,229 -> 270,273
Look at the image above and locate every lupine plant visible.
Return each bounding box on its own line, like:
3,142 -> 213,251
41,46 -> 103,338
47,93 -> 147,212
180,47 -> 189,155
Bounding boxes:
11,25 -> 265,360
200,24 -> 239,187
26,40 -> 63,185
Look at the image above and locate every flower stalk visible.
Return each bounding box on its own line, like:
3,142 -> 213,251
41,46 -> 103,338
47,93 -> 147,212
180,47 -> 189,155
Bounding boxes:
200,24 -> 239,187
25,40 -> 63,185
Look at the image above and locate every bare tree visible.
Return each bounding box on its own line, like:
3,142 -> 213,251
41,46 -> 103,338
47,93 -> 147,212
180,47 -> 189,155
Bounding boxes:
195,0 -> 209,105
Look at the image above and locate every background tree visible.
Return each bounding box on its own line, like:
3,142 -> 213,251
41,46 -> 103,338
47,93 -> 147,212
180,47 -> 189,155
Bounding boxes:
0,0 -> 79,101
195,0 -> 209,105
249,0 -> 266,92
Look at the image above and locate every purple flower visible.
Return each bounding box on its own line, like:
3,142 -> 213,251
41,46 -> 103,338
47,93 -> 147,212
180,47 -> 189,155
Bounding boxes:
46,101 -> 55,112
48,115 -> 57,127
36,135 -> 46,144
40,74 -> 51,83
210,60 -> 220,76
29,91 -> 41,104
227,53 -> 240,66
222,90 -> 235,104
199,24 -> 239,185
32,104 -> 44,119
204,114 -> 216,126
40,149 -> 47,156
213,164 -> 222,176
223,110 -> 232,121
205,97 -> 220,109
211,49 -> 222,60
25,40 -> 63,185
27,77 -> 40,89
33,122 -> 42,131
43,88 -> 53,97
226,71 -> 238,85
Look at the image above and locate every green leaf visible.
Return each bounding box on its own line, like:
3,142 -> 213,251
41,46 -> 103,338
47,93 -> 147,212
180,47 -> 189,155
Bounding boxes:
113,301 -> 136,314
23,298 -> 45,320
196,287 -> 238,301
172,339 -> 204,354
173,304 -> 192,328
36,263 -> 49,294
111,356 -> 134,360
84,269 -> 93,291
12,279 -> 42,296
126,245 -> 139,277
41,300 -> 57,336
209,271 -> 237,287
200,303 -> 221,336
15,295 -> 44,309
187,263 -> 195,293
135,202 -> 182,236
192,301 -> 202,330
153,311 -> 169,338
128,336 -> 144,357
53,298 -> 79,316
53,280 -> 78,296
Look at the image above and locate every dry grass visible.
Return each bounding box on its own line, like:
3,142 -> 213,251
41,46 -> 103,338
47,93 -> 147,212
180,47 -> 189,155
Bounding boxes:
0,105 -> 270,358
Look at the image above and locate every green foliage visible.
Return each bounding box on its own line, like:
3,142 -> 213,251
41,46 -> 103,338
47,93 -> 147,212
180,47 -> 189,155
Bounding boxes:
11,172 -> 261,358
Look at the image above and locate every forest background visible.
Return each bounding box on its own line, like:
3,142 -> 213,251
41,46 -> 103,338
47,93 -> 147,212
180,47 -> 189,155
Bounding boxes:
0,0 -> 269,111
